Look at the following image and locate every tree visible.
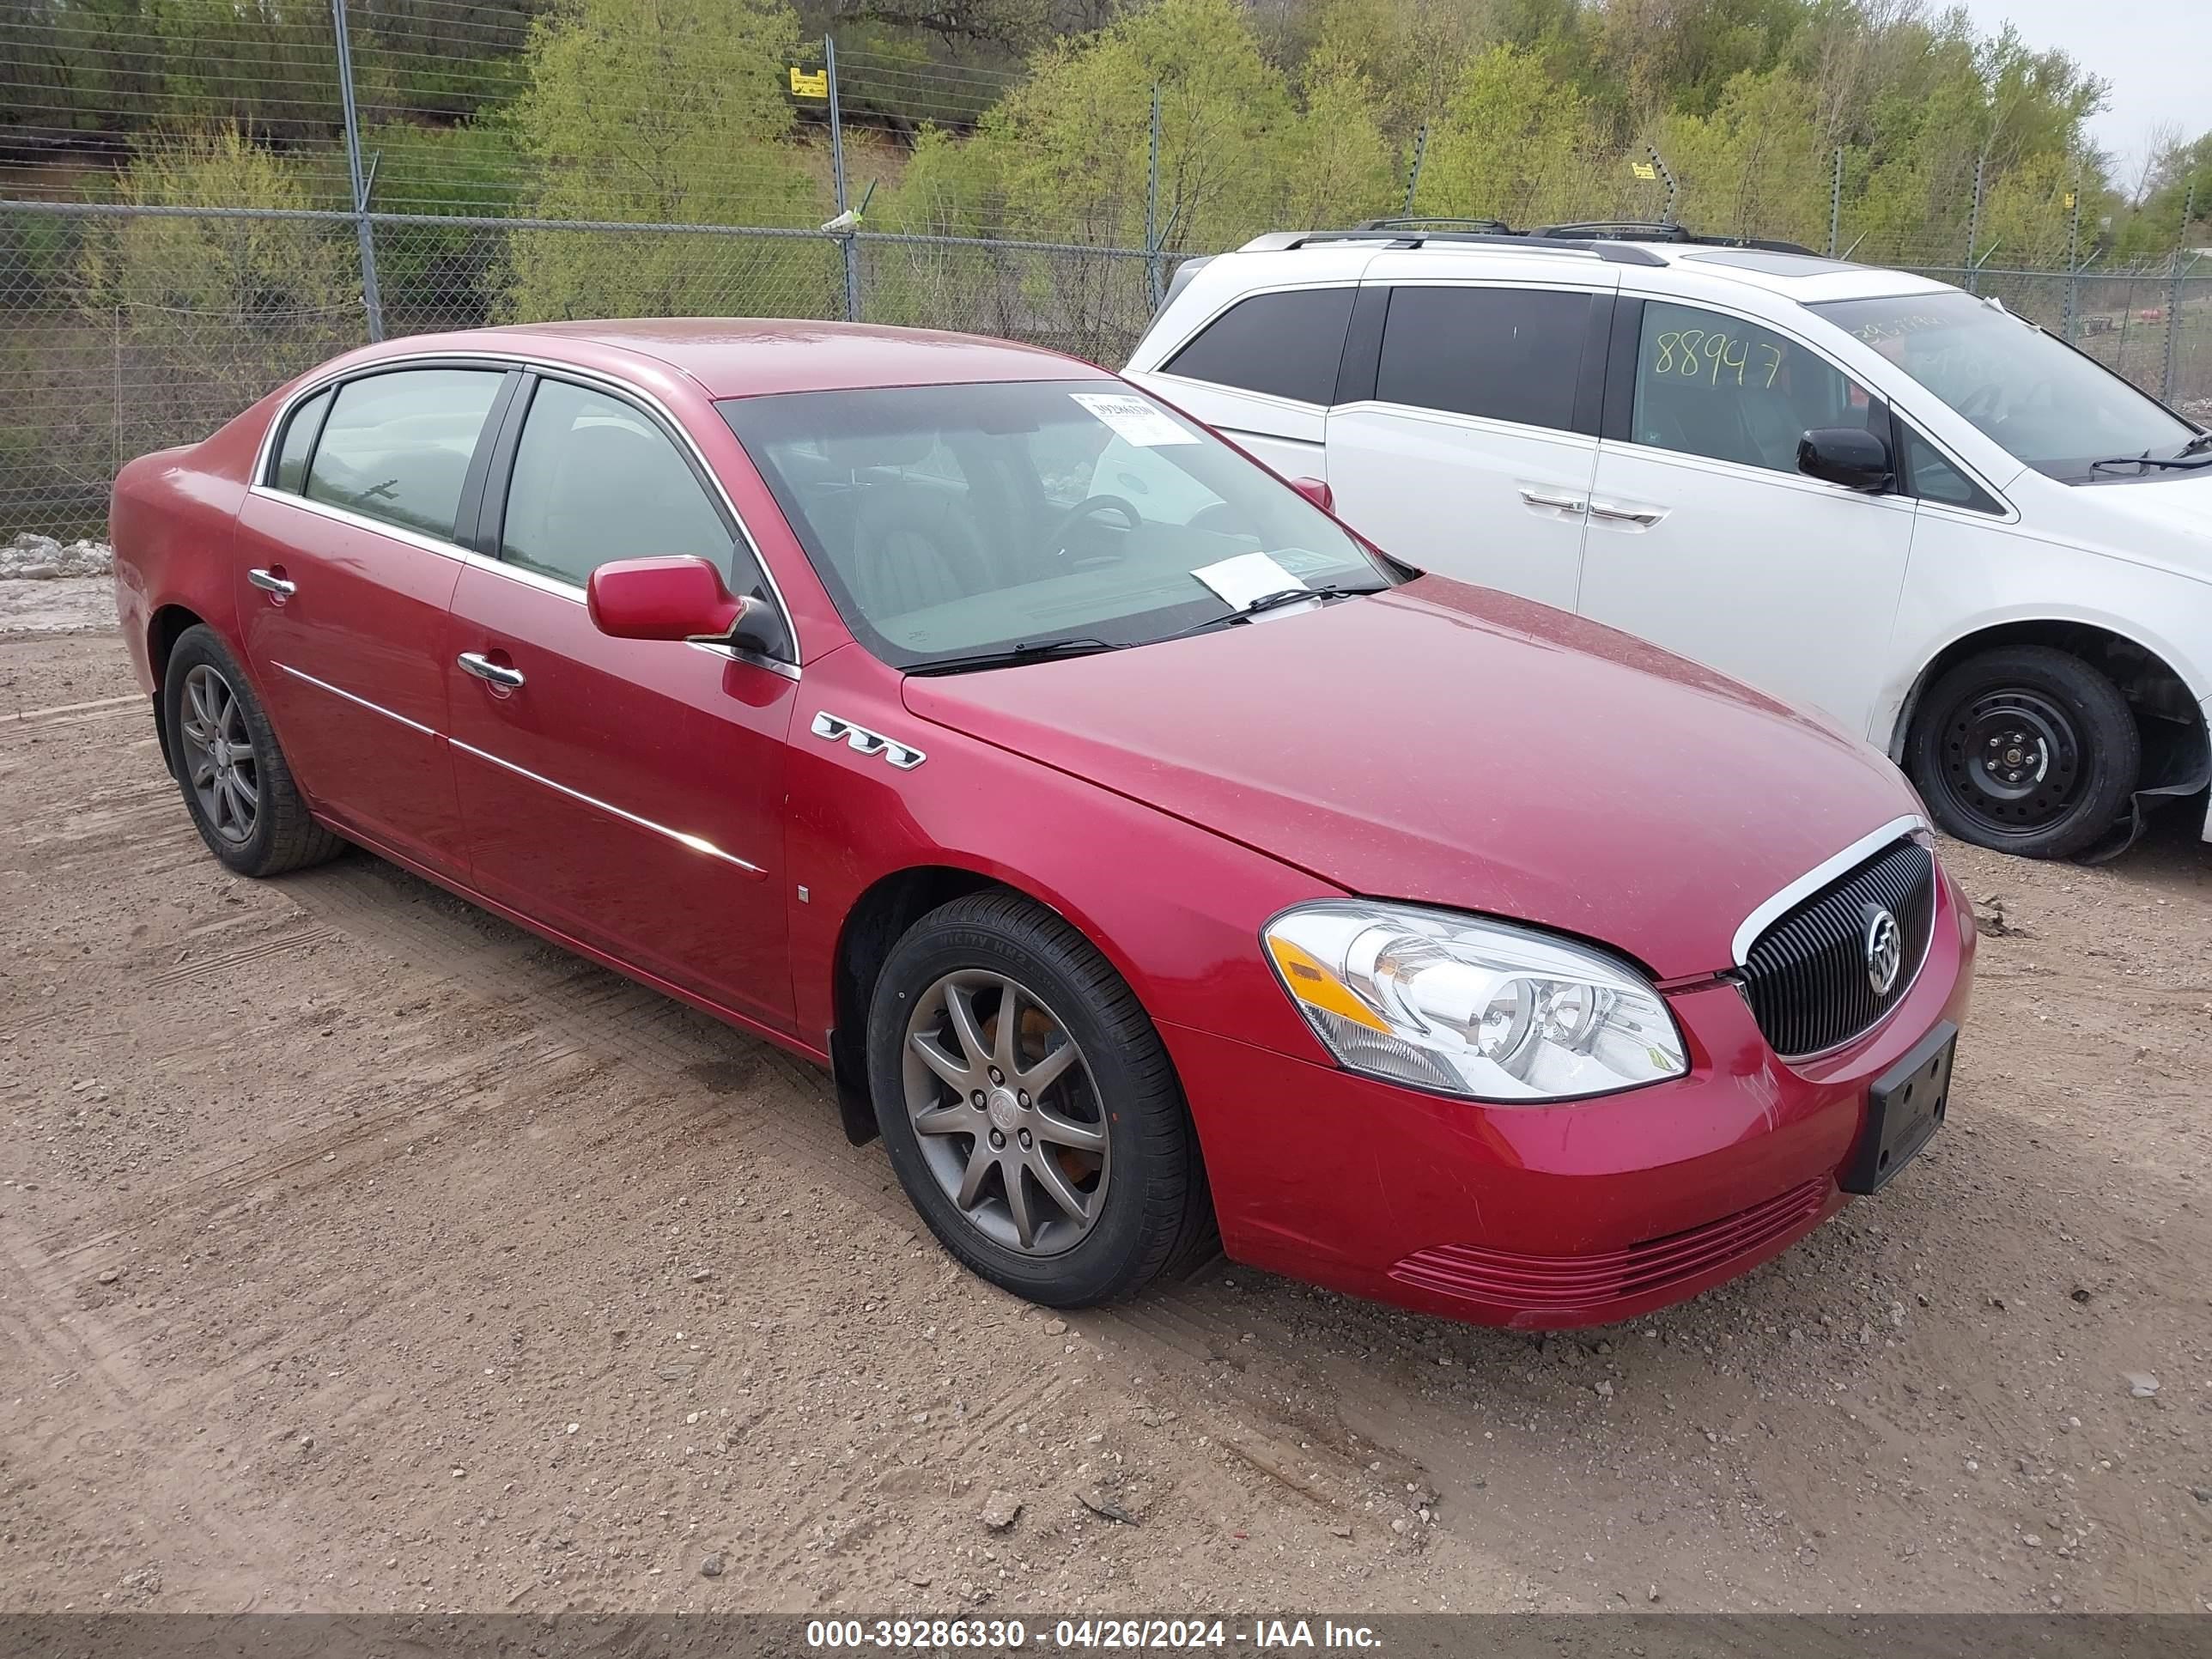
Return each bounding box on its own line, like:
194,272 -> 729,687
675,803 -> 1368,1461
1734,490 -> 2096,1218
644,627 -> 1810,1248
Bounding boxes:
501,0 -> 835,320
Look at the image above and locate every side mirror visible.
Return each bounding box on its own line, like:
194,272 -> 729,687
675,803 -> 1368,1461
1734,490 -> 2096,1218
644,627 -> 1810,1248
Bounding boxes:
1289,476 -> 1334,513
1797,428 -> 1893,492
587,556 -> 775,653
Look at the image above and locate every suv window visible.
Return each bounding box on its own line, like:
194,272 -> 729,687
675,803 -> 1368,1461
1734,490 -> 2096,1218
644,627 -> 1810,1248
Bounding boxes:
1899,422 -> 2001,514
1629,301 -> 1875,474
303,368 -> 505,539
500,379 -> 733,587
1374,285 -> 1589,432
1164,288 -> 1355,405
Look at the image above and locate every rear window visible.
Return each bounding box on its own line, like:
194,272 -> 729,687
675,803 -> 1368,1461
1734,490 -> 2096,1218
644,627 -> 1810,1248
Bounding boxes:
1164,288 -> 1355,405
1375,285 -> 1589,432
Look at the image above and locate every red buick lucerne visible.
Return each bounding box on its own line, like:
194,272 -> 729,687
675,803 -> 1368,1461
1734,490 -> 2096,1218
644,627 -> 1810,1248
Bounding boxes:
110,319 -> 1974,1328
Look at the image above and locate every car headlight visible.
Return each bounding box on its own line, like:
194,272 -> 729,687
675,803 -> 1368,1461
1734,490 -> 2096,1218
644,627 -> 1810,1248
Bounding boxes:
1262,901 -> 1687,1102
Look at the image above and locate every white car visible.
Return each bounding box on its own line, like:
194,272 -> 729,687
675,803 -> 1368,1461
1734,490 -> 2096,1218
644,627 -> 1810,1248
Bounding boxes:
1123,222 -> 2212,859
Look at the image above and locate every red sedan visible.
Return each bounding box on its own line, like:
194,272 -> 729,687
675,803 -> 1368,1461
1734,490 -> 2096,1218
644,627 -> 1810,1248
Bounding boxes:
110,320 -> 1974,1328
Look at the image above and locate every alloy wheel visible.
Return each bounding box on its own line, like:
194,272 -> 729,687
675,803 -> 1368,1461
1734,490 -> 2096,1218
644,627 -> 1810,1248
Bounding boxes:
178,663 -> 259,845
902,969 -> 1109,1255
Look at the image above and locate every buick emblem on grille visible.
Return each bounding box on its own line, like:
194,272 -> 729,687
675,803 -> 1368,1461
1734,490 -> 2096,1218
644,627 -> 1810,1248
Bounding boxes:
1863,905 -> 1903,996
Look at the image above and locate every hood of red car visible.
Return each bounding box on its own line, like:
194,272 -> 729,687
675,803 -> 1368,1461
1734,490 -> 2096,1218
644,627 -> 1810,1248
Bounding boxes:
901,575 -> 1927,979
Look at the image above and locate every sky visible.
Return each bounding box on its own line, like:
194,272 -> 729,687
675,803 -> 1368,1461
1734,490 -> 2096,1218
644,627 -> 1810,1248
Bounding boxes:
1950,0 -> 2211,192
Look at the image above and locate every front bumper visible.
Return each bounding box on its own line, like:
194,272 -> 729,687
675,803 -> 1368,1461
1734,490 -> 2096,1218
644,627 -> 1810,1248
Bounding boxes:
1161,866 -> 1977,1329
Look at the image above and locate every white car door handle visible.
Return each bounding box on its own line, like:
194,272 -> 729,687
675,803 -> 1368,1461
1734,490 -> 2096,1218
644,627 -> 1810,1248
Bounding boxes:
457,652 -> 526,690
246,567 -> 295,597
1589,501 -> 1667,527
1518,487 -> 1587,514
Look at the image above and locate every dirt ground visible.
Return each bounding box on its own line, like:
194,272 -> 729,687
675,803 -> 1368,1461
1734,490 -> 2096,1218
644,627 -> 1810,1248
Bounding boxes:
3,624 -> 2209,1618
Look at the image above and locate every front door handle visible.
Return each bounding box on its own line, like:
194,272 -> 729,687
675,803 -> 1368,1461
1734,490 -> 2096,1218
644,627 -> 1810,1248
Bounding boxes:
457,651 -> 526,690
1589,501 -> 1666,526
1518,488 -> 1587,514
246,567 -> 295,597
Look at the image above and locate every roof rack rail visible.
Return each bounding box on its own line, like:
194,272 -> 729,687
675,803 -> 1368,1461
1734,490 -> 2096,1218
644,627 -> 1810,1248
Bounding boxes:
1281,228 -> 1668,266
1534,221 -> 1817,255
1354,216 -> 1516,234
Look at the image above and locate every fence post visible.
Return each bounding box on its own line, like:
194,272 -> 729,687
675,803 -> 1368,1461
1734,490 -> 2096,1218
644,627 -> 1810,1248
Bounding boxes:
824,35 -> 860,323
1146,86 -> 1164,309
330,0 -> 384,342
1964,153 -> 1984,293
2063,177 -> 2083,341
1827,147 -> 1842,257
2165,182 -> 2197,404
1646,146 -> 1676,226
1402,125 -> 1428,218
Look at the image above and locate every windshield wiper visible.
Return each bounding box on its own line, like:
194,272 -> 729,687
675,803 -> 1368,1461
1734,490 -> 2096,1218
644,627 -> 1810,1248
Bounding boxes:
2088,448 -> 2212,474
904,637 -> 1126,676
2179,429 -> 2212,457
1158,582 -> 1386,643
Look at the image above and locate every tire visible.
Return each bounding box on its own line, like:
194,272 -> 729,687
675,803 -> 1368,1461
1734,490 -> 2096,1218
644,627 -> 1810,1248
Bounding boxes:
1906,644 -> 2138,860
161,624 -> 345,878
866,890 -> 1213,1307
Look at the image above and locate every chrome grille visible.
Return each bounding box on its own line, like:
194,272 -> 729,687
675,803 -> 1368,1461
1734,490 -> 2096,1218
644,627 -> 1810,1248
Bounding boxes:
1738,838 -> 1935,1059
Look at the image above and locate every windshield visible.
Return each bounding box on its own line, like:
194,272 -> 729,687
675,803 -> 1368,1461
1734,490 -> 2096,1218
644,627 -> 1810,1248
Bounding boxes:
1810,290 -> 2201,483
719,379 -> 1389,669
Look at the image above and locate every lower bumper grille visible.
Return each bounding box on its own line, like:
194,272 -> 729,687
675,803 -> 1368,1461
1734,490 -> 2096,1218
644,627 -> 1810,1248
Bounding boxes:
1389,1178 -> 1830,1316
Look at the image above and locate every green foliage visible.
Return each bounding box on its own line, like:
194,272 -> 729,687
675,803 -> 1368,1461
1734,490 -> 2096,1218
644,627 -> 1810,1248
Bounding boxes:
500,0 -> 836,319
1413,44 -> 1593,224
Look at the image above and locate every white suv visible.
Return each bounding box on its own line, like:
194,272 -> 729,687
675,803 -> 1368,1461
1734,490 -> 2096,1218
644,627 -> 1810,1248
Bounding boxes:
1123,222 -> 2212,860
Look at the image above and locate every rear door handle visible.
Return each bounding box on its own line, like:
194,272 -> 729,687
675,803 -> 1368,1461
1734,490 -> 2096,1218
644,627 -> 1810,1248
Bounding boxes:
457,652 -> 526,690
1518,488 -> 1587,514
246,567 -> 295,597
1589,501 -> 1667,526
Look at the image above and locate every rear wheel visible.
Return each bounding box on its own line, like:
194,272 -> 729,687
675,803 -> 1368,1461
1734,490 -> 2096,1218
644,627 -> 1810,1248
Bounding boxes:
162,625 -> 343,877
1907,645 -> 2137,860
867,890 -> 1212,1307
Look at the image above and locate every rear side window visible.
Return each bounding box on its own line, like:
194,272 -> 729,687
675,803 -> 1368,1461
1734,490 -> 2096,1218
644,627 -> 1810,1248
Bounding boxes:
1164,288 -> 1355,405
1375,286 -> 1589,432
271,388 -> 332,493
304,368 -> 505,540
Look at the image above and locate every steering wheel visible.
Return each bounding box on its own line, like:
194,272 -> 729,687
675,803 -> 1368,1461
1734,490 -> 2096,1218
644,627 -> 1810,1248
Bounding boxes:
1048,494 -> 1143,556
1954,381 -> 2005,426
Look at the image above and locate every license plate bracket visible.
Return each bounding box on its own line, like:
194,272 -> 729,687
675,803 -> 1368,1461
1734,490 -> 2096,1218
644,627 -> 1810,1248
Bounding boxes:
1841,1020 -> 1955,1194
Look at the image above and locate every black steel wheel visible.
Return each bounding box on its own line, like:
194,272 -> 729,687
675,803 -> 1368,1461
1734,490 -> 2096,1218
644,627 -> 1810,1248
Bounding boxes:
1907,645 -> 2137,860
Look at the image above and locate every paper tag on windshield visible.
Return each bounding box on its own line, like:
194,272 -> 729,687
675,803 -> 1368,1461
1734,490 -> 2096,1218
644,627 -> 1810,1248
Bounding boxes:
1190,550 -> 1310,610
1071,392 -> 1199,447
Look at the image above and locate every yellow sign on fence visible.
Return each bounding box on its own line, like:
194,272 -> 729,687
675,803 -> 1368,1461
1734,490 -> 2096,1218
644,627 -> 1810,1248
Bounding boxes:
789,67 -> 829,99
1631,161 -> 1657,181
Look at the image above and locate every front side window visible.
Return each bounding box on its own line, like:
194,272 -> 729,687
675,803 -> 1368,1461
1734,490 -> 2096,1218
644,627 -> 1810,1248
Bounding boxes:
500,380 -> 733,587
1375,285 -> 1589,432
1811,290 -> 2202,483
303,368 -> 504,539
1628,301 -> 1876,475
1163,288 -> 1356,405
1899,422 -> 2001,514
720,379 -> 1389,670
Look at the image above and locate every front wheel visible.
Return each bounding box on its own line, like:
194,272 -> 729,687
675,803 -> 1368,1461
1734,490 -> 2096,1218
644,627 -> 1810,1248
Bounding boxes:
1906,644 -> 2138,859
866,890 -> 1212,1307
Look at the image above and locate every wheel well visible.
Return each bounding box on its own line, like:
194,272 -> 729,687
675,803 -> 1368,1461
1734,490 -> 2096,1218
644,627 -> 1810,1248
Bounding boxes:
827,866 -> 1004,1145
146,604 -> 205,774
1893,621 -> 2207,775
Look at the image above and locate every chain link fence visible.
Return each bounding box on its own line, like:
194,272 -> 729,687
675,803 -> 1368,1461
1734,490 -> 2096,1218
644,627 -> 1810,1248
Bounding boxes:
3,2 -> 2209,542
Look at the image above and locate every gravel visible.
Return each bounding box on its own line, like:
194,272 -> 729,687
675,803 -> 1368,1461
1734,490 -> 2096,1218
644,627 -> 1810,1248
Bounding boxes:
3,533 -> 113,580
